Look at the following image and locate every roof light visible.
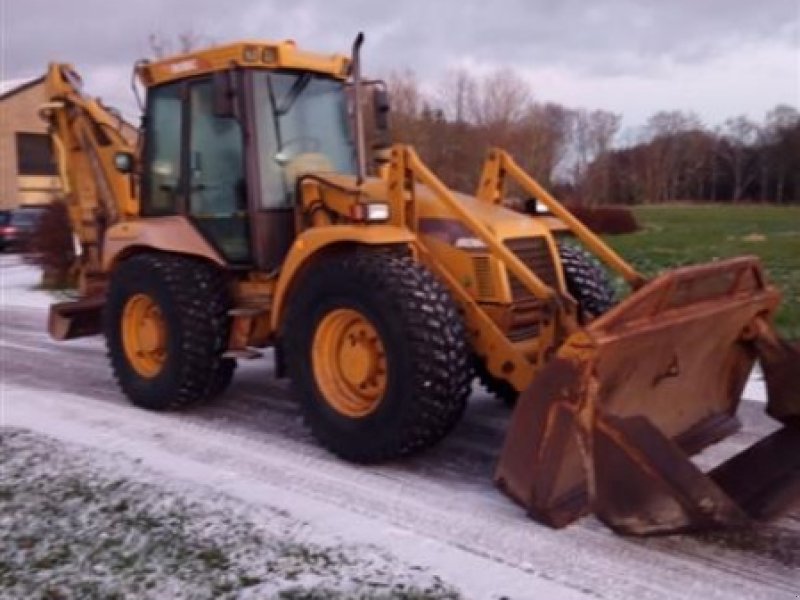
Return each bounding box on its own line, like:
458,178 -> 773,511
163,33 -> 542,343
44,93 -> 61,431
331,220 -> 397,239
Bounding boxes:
243,46 -> 259,62
262,46 -> 277,64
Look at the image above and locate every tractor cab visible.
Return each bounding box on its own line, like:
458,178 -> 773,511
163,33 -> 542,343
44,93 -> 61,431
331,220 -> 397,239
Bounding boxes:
137,42 -> 360,270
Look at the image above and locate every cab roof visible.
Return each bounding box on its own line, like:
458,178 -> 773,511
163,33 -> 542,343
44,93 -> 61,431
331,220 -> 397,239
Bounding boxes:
137,40 -> 351,87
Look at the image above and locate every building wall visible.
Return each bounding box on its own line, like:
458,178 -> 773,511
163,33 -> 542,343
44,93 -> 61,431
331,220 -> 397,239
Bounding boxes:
0,80 -> 61,210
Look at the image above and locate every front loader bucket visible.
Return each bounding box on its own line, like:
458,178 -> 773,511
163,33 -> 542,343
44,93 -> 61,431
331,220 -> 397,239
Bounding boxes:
496,256 -> 800,535
48,296 -> 105,340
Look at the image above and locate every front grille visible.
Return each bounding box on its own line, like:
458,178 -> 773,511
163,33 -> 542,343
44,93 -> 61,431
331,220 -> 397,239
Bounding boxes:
505,236 -> 560,300
472,256 -> 493,297
504,236 -> 559,342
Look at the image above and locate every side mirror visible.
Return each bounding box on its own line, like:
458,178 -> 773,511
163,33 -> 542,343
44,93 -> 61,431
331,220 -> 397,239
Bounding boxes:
114,152 -> 134,174
373,88 -> 390,132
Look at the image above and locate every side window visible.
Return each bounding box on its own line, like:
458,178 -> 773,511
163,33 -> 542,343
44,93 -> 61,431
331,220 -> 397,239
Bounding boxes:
143,83 -> 183,214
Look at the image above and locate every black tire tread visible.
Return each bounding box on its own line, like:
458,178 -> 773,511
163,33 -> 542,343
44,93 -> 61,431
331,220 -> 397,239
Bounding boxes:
284,250 -> 472,463
105,253 -> 235,410
558,241 -> 616,318
475,357 -> 518,406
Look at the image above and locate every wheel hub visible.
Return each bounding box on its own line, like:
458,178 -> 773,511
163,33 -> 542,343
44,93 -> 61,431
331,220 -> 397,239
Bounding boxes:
312,308 -> 387,417
122,293 -> 167,378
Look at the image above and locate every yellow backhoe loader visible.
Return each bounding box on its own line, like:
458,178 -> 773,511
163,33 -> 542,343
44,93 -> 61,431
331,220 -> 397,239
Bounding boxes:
40,34 -> 799,536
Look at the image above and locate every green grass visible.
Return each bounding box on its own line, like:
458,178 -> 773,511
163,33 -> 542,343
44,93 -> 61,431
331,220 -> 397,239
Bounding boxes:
605,205 -> 800,339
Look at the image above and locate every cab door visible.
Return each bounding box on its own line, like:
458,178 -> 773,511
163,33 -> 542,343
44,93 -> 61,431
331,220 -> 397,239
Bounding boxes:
185,79 -> 251,263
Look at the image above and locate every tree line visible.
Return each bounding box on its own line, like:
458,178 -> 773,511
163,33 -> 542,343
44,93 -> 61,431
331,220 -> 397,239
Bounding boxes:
383,68 -> 800,205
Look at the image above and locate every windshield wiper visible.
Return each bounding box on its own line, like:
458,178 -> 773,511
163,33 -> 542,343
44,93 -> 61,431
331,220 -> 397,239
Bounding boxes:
275,72 -> 312,116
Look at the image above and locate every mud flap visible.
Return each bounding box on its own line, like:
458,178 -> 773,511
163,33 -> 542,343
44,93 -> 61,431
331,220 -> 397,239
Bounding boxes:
48,296 -> 105,340
495,256 -> 800,535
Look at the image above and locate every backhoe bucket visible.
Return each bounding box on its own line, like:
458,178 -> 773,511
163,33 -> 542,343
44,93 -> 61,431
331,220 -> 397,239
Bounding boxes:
48,296 -> 105,340
496,256 -> 800,535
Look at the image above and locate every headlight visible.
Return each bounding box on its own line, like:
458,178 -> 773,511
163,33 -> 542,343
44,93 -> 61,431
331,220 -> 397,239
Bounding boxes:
454,236 -> 487,250
365,203 -> 390,221
350,203 -> 390,222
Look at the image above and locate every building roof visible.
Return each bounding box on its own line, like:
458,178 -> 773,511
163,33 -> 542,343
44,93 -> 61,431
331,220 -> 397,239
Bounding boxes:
0,76 -> 45,101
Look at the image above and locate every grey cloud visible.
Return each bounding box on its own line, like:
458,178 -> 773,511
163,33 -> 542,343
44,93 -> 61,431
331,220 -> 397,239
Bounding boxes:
2,0 -> 796,123
4,0 -> 797,78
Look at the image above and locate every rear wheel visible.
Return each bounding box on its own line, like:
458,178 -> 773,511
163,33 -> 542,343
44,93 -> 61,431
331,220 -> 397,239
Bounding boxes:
283,250 -> 472,463
105,253 -> 235,410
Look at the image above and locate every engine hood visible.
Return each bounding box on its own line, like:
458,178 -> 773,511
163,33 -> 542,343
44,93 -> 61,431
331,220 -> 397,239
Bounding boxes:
306,173 -> 553,241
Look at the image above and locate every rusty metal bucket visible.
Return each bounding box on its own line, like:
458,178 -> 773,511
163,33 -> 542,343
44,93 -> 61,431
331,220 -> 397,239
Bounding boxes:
496,256 -> 800,535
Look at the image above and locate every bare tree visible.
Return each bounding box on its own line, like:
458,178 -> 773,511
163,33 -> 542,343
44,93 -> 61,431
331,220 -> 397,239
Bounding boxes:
718,116 -> 759,202
147,30 -> 209,59
521,103 -> 576,187
436,68 -> 477,124
764,105 -> 800,203
468,68 -> 532,130
572,109 -> 621,205
641,111 -> 704,202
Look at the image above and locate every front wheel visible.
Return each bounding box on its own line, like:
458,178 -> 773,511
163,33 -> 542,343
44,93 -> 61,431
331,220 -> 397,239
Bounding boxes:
283,250 -> 472,463
558,241 -> 616,321
105,253 -> 234,410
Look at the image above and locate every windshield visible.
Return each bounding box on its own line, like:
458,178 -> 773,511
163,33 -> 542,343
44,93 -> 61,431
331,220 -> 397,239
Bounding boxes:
254,72 -> 356,208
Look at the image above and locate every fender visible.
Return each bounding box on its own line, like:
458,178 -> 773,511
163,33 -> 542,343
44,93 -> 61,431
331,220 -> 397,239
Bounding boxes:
270,225 -> 416,331
102,216 -> 225,271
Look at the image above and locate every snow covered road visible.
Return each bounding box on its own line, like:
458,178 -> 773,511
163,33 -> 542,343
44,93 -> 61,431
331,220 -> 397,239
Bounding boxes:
2,256 -> 798,599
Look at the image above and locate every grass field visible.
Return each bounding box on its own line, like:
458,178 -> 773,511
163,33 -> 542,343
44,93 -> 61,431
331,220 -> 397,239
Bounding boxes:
605,205 -> 800,339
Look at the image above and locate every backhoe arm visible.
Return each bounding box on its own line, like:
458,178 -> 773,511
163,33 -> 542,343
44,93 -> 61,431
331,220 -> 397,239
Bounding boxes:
39,63 -> 138,282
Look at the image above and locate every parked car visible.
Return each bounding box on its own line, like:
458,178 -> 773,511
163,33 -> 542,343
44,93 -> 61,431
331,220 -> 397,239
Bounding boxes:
2,206 -> 47,252
0,210 -> 11,251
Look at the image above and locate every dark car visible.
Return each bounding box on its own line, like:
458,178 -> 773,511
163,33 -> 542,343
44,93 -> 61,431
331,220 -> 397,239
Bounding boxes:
2,206 -> 47,252
0,210 -> 11,251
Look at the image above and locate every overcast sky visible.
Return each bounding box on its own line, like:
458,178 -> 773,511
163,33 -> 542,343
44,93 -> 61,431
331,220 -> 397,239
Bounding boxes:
1,0 -> 798,132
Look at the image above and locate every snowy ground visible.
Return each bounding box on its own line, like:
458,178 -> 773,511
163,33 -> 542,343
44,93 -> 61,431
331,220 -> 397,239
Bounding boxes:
1,255 -> 798,600
2,428 -> 458,598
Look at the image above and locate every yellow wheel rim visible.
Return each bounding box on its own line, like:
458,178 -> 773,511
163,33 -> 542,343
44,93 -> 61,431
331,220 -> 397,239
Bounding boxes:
312,308 -> 388,418
122,293 -> 167,378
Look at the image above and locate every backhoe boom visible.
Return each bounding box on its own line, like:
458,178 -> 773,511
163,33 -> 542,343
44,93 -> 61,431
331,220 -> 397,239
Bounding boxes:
40,63 -> 138,293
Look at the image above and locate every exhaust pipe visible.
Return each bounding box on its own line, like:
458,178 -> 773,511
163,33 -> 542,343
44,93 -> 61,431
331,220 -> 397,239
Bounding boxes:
351,32 -> 366,185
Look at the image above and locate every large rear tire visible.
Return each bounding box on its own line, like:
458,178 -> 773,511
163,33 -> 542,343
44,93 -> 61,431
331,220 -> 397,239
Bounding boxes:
283,250 -> 472,463
105,253 -> 235,410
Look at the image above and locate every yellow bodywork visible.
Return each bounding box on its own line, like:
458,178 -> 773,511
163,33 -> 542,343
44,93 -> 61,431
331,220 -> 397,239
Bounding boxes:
41,42 -> 645,394
265,145 -> 644,392
137,40 -> 350,87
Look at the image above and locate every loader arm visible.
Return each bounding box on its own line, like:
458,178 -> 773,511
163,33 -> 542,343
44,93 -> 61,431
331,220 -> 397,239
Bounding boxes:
39,63 -> 138,290
476,148 -> 645,289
